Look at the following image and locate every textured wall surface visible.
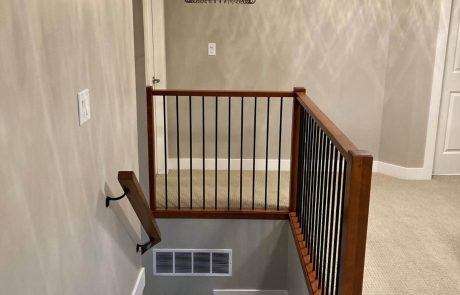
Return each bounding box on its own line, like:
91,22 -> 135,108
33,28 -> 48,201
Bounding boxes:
163,0 -> 443,168
0,0 -> 141,294
379,0 -> 441,167
145,219 -> 288,295
163,0 -> 391,161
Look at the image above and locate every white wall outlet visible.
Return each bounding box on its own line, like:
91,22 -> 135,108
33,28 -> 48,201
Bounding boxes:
77,89 -> 91,126
208,43 -> 216,56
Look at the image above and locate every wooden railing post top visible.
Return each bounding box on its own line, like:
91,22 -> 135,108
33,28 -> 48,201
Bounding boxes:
293,87 -> 306,93
348,150 -> 373,160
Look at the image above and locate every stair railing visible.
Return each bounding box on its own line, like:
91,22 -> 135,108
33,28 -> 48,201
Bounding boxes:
146,86 -> 372,294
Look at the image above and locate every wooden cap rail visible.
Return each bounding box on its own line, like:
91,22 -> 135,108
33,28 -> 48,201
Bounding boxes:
151,89 -> 296,97
106,171 -> 161,254
153,209 -> 289,220
294,88 -> 357,159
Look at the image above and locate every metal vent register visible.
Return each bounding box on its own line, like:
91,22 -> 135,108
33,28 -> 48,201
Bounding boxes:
154,249 -> 232,276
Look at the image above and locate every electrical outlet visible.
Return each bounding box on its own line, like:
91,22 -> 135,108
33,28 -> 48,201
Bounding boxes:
208,43 -> 216,56
77,89 -> 91,125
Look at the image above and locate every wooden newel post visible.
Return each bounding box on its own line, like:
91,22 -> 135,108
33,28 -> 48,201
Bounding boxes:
338,150 -> 373,295
146,86 -> 157,211
289,87 -> 306,213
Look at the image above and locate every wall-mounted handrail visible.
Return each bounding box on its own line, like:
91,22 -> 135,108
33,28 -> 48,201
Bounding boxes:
107,171 -> 161,254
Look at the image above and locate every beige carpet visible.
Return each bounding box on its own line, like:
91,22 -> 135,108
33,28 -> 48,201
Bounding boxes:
363,173 -> 460,295
155,170 -> 290,210
156,171 -> 460,294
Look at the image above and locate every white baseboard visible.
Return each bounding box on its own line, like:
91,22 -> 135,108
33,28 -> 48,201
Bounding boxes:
167,158 -> 290,172
131,268 -> 145,295
373,161 -> 430,180
165,158 -> 432,180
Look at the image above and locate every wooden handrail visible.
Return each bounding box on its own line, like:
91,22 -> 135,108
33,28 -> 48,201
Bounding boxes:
118,171 -> 161,254
294,90 -> 357,159
153,209 -> 289,220
151,89 -> 296,97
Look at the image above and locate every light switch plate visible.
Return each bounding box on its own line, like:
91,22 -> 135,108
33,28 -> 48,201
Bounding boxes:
77,89 -> 91,126
208,43 -> 216,56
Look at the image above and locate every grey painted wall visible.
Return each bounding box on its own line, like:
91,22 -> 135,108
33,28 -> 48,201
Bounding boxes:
287,232 -> 309,295
379,0 -> 441,167
163,0 -> 390,161
162,0 -> 443,168
0,0 -> 141,294
145,219 -> 289,295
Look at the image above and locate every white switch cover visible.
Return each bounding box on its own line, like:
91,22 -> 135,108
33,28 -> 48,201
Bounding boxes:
77,89 -> 91,125
208,43 -> 216,56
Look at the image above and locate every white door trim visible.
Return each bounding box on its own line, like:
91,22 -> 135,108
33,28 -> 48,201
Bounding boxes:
423,0 -> 454,179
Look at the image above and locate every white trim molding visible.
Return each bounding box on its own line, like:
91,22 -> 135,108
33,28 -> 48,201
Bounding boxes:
167,158 -> 432,180
167,158 -> 291,172
423,0 -> 454,179
373,161 -> 428,180
131,268 -> 145,295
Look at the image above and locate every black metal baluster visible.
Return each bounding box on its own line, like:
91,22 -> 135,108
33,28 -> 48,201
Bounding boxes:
189,96 -> 192,209
176,96 -> 181,209
331,154 -> 344,295
315,130 -> 325,277
304,113 -> 312,248
240,97 -> 244,209
215,96 -> 218,209
316,130 -> 325,288
163,96 -> 168,209
307,123 -> 315,258
252,97 -> 257,209
202,96 -> 205,209
321,138 -> 333,295
304,115 -> 314,251
319,132 -> 328,292
300,111 -> 308,238
307,118 -> 317,253
228,97 -> 231,209
264,97 -> 271,210
312,124 -> 321,270
335,160 -> 348,295
327,148 -> 339,294
277,97 -> 283,210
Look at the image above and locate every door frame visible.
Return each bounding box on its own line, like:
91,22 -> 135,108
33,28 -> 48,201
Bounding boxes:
143,0 -> 167,174
423,0 -> 455,178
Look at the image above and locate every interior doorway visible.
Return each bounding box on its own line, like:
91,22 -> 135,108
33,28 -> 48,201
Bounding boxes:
434,0 -> 460,175
143,0 -> 167,174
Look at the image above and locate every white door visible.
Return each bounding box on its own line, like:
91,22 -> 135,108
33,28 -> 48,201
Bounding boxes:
434,0 -> 460,175
144,0 -> 167,174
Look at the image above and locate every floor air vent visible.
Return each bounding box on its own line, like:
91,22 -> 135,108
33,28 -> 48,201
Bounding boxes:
154,249 -> 232,276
